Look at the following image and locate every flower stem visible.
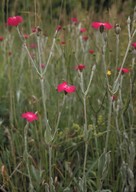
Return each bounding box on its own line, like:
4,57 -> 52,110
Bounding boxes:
105,97 -> 112,152
85,64 -> 96,96
49,145 -> 53,192
24,122 -> 34,192
83,95 -> 88,192
16,26 -> 41,77
42,36 -> 56,76
55,94 -> 66,133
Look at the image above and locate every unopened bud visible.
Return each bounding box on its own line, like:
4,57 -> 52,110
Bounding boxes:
114,24 -> 121,35
54,176 -> 58,184
133,6 -> 136,22
127,16 -> 131,25
100,25 -> 104,33
1,165 -> 7,177
36,26 -> 42,36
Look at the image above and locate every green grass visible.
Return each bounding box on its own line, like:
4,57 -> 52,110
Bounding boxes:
0,1 -> 136,192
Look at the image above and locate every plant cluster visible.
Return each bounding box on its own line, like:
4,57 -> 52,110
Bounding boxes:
0,7 -> 136,192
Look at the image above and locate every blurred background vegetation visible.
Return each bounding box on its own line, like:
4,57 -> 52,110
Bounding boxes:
1,0 -> 136,27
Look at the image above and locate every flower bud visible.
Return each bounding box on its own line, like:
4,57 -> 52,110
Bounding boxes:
36,26 -> 42,36
100,25 -> 104,33
114,24 -> 121,35
127,16 -> 131,25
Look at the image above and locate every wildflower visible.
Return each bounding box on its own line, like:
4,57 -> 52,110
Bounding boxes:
21,112 -> 38,122
91,22 -> 113,32
30,43 -> 37,49
0,36 -> 4,41
57,82 -> 76,94
131,42 -> 136,49
75,64 -> 86,72
107,70 -> 112,76
60,41 -> 65,45
71,17 -> 78,24
117,67 -> 129,74
7,16 -> 23,26
56,25 -> 62,32
82,36 -> 88,41
57,82 -> 68,92
111,95 -> 117,101
40,64 -> 46,69
80,28 -> 86,33
89,49 -> 94,54
64,85 -> 76,93
23,34 -> 29,39
32,27 -> 37,33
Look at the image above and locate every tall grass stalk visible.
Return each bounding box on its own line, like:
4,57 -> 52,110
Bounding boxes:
78,64 -> 96,191
24,122 -> 34,192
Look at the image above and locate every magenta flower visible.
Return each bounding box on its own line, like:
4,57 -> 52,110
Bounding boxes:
40,64 -> 46,69
32,27 -> 37,33
23,34 -> 29,39
75,64 -> 86,72
21,112 -> 38,122
57,82 -> 76,93
89,49 -> 94,54
80,28 -> 87,33
71,17 -> 78,24
0,36 -> 4,41
82,36 -> 88,41
117,67 -> 129,74
30,43 -> 37,49
7,16 -> 23,26
60,41 -> 66,45
64,85 -> 76,93
131,42 -> 136,49
56,25 -> 62,32
111,95 -> 117,101
40,63 -> 45,69
92,22 -> 113,31
57,82 -> 68,92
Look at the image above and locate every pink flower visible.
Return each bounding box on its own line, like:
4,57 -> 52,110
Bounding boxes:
82,36 -> 88,41
80,28 -> 86,33
89,49 -> 94,54
32,27 -> 37,33
56,25 -> 62,32
60,41 -> 65,44
57,82 -> 76,94
21,112 -> 38,122
91,22 -> 113,31
71,17 -> 78,24
7,16 -> 23,26
57,82 -> 68,92
23,34 -> 29,39
117,67 -> 129,74
30,43 -> 37,49
131,42 -> 136,49
64,85 -> 76,93
40,64 -> 46,69
0,36 -> 4,41
111,95 -> 117,101
75,64 -> 86,72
